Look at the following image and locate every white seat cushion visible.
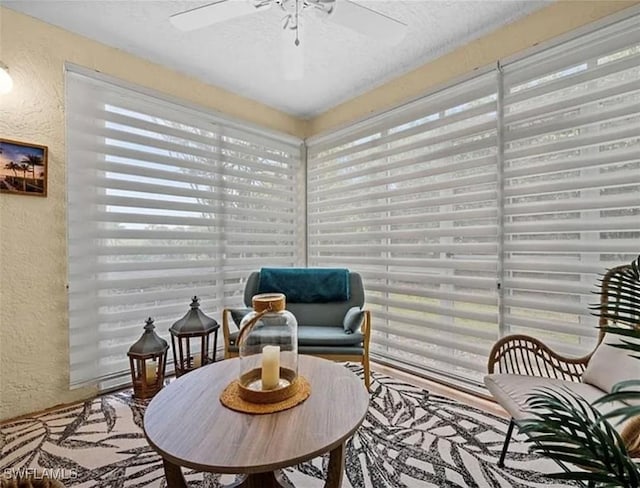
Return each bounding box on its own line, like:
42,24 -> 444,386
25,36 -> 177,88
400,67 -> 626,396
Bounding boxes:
484,373 -> 629,434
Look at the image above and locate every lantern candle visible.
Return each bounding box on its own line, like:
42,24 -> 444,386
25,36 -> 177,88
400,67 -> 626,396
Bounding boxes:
169,297 -> 219,377
145,362 -> 157,383
261,345 -> 280,390
128,318 -> 168,399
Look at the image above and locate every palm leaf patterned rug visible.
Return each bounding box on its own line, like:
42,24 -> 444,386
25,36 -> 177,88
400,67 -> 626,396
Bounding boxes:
1,366 -> 573,487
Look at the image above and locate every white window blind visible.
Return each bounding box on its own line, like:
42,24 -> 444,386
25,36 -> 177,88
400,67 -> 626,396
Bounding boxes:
307,72 -> 499,385
67,70 -> 303,388
307,11 -> 640,389
501,15 -> 640,356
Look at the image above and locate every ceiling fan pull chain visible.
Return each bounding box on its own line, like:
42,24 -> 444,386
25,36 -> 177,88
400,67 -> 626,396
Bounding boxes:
295,0 -> 300,46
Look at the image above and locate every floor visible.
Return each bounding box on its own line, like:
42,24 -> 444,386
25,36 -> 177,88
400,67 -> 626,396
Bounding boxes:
0,361 -> 507,426
372,362 -> 508,418
1,362 -> 562,488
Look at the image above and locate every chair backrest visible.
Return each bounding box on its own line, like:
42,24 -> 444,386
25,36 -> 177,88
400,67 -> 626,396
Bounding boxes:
243,270 -> 365,327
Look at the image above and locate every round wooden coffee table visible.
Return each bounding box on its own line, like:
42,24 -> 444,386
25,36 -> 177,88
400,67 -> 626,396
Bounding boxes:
143,355 -> 369,488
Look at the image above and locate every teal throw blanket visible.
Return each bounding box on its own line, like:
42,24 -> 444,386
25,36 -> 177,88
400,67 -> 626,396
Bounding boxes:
258,268 -> 350,303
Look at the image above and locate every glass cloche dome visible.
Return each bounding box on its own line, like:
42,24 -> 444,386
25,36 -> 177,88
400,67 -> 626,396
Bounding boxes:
236,293 -> 299,403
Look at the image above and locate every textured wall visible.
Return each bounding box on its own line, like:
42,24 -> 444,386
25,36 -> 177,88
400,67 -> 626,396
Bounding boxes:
307,0 -> 639,137
0,7 -> 303,421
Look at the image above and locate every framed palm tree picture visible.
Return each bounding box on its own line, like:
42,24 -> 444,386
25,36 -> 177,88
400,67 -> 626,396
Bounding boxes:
0,138 -> 48,196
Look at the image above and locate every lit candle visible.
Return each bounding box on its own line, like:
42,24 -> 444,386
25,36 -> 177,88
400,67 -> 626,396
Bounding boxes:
145,362 -> 156,384
193,353 -> 202,368
261,345 -> 280,390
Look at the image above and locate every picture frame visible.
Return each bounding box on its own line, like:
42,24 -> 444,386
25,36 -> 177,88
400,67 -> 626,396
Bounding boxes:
0,138 -> 48,197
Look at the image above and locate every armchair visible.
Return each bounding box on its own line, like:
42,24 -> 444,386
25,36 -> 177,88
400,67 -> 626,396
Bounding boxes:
222,268 -> 372,389
485,261 -> 640,468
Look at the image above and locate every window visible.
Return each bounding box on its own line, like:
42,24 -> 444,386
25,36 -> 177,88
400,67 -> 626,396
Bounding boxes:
501,14 -> 640,356
307,12 -> 640,388
67,70 -> 303,388
66,10 -> 639,391
307,72 -> 500,386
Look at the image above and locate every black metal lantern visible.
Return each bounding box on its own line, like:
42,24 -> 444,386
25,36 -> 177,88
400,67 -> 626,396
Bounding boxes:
169,296 -> 220,377
127,317 -> 169,399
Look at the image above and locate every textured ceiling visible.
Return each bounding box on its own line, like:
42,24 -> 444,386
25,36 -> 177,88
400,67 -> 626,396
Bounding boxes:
3,0 -> 550,118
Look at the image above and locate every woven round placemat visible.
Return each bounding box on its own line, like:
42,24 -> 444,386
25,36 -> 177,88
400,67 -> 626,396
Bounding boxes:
220,376 -> 311,414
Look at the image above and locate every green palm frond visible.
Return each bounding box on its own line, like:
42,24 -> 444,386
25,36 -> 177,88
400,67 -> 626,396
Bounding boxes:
598,379 -> 640,404
520,387 -> 640,487
597,378 -> 640,426
590,255 -> 640,330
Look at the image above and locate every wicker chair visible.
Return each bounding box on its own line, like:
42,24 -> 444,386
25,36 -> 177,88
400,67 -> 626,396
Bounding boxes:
485,261 -> 640,468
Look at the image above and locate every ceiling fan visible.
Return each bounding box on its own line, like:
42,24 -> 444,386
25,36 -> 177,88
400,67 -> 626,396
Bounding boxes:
169,0 -> 407,79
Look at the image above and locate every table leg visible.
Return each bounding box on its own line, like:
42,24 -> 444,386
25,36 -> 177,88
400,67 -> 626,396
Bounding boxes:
325,441 -> 346,488
212,331 -> 219,362
162,458 -> 188,488
163,450 -> 343,488
232,471 -> 284,488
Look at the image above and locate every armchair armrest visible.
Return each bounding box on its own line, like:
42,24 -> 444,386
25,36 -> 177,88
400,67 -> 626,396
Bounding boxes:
222,308 -> 251,358
222,308 -> 234,358
487,334 -> 590,381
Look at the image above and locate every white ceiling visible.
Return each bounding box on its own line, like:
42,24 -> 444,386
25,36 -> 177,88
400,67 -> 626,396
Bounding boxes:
3,0 -> 550,118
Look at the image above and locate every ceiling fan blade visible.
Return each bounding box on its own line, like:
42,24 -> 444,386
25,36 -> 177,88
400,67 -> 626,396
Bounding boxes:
170,0 -> 271,32
329,0 -> 407,44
